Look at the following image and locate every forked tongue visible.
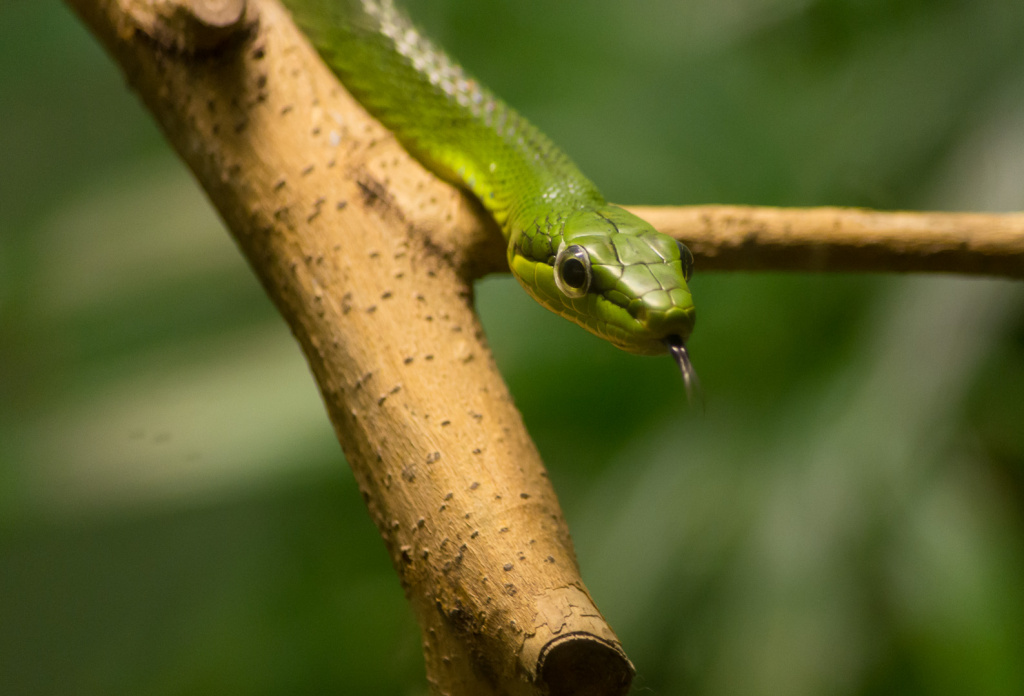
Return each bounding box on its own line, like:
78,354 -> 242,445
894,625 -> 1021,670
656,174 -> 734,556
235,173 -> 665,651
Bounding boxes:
666,335 -> 702,409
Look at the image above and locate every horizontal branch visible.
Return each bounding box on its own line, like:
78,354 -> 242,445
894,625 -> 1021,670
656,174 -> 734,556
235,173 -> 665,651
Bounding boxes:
628,205 -> 1024,279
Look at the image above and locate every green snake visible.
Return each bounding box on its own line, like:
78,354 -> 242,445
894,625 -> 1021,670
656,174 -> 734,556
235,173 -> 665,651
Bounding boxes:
283,0 -> 698,393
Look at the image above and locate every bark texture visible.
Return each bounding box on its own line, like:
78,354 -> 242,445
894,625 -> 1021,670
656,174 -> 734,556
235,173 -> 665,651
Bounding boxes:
64,0 -> 631,694
631,205 -> 1024,278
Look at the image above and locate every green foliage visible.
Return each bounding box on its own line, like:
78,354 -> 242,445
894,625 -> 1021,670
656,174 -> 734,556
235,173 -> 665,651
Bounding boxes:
2,1 -> 1022,694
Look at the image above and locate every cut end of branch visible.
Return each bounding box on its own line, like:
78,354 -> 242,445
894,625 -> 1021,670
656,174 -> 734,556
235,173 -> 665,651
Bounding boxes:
519,586 -> 634,695
187,0 -> 248,27
121,0 -> 249,53
538,634 -> 634,696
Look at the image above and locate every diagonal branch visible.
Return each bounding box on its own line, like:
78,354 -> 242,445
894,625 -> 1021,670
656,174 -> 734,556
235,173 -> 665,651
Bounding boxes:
64,0 -> 631,694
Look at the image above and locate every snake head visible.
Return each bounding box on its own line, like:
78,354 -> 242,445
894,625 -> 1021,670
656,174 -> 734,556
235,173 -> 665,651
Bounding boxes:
508,205 -> 696,357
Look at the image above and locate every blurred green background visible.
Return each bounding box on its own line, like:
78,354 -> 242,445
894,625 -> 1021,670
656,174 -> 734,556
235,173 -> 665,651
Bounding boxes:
2,0 -> 1023,694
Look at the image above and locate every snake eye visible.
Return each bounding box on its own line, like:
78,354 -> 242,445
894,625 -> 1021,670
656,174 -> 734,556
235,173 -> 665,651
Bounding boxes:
677,241 -> 694,282
554,244 -> 592,298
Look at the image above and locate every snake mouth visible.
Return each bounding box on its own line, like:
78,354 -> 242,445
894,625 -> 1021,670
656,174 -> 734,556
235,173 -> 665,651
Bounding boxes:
665,335 -> 701,407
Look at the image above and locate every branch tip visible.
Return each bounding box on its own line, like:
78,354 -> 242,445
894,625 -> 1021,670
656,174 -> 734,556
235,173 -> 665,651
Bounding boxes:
520,586 -> 634,695
538,634 -> 634,696
121,0 -> 249,53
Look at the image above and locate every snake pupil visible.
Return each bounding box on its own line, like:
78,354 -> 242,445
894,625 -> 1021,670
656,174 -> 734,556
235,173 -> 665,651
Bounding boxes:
677,241 -> 695,282
562,258 -> 587,289
553,244 -> 592,298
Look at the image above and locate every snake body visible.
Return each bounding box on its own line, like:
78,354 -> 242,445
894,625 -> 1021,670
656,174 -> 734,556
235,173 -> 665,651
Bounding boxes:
284,0 -> 697,382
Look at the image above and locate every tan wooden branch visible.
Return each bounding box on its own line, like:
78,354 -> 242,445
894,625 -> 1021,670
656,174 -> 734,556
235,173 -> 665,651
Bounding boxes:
630,206 -> 1024,278
65,0 -> 631,694
63,0 -> 1022,693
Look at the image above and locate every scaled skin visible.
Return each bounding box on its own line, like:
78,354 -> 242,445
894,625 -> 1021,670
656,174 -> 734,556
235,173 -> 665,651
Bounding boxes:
510,205 -> 694,355
285,0 -> 695,355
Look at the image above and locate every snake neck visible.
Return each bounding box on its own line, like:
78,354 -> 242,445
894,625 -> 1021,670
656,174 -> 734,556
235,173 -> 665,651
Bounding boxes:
285,0 -> 698,360
287,0 -> 605,240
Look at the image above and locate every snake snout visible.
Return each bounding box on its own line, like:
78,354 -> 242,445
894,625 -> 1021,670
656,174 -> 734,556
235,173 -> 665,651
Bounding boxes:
642,303 -> 696,345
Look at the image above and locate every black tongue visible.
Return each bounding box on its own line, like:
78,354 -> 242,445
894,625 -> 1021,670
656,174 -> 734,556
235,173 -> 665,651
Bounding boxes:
665,335 -> 701,408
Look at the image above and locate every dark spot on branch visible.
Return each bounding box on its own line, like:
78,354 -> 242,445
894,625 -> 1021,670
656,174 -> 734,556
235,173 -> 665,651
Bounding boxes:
355,170 -> 403,220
